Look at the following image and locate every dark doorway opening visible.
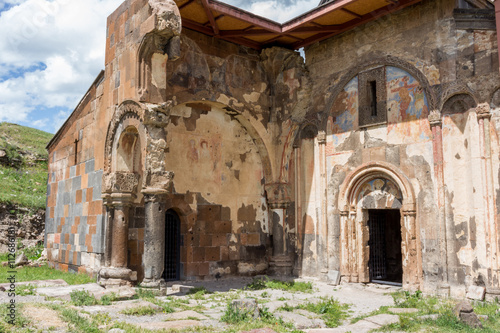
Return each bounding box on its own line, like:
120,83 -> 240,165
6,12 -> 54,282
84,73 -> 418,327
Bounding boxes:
164,209 -> 181,281
368,209 -> 402,285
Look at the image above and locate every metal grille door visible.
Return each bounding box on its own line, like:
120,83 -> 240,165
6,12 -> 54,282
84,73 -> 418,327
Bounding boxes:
368,210 -> 387,281
164,210 -> 180,281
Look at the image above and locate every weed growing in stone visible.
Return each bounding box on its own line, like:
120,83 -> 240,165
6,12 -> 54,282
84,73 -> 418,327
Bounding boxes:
120,305 -> 161,316
16,284 -> 36,296
246,277 -> 313,293
70,290 -> 98,306
60,308 -> 100,333
187,286 -> 211,300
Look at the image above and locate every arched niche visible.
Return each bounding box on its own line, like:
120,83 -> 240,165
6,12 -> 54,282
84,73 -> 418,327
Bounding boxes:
338,162 -> 420,290
114,126 -> 141,173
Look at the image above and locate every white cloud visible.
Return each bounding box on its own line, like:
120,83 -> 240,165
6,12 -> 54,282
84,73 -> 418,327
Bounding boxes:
0,0 -> 123,133
221,0 -> 318,23
0,0 -> 318,133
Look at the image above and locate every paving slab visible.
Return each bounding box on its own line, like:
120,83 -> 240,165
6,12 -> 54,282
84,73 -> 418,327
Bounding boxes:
23,304 -> 68,332
136,320 -> 202,330
82,300 -> 162,314
166,310 -> 208,320
275,311 -> 324,329
364,313 -> 399,326
0,279 -> 68,291
36,283 -> 105,301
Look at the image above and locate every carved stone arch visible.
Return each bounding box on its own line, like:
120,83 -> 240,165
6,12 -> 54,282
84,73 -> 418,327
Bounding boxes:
339,161 -> 416,211
490,86 -> 500,109
439,83 -> 478,113
105,100 -> 146,174
320,56 -> 437,132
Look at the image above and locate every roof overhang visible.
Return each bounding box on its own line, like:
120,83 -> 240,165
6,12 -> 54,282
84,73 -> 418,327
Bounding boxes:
175,0 -> 424,50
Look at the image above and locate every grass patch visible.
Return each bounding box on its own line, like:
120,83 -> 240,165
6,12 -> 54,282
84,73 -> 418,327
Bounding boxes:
120,305 -> 161,316
70,290 -> 99,306
187,286 -> 211,300
246,277 -> 313,293
299,297 -> 349,328
0,260 -> 95,285
0,302 -> 30,330
60,307 -> 100,333
221,302 -> 300,333
0,163 -> 49,209
0,122 -> 53,159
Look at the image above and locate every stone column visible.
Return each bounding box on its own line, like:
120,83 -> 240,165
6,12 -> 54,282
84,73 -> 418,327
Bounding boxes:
317,131 -> 329,277
141,189 -> 167,289
266,183 -> 293,276
100,172 -> 140,286
293,145 -> 302,276
140,171 -> 174,292
402,205 -> 419,291
429,110 -> 450,295
477,103 -> 499,282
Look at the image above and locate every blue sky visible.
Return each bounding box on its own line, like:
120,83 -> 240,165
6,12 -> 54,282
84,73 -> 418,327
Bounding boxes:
0,0 -> 318,134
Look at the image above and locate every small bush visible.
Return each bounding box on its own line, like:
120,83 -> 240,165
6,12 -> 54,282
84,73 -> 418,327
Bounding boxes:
121,306 -> 160,316
392,290 -> 423,308
221,303 -> 254,324
70,290 -> 98,306
301,297 -> 350,328
23,242 -> 44,261
246,277 -> 313,293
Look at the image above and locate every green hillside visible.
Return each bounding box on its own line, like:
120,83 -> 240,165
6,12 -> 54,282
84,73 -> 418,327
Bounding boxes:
0,122 -> 53,209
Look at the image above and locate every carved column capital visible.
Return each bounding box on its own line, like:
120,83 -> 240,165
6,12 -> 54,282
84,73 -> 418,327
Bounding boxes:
144,170 -> 175,193
428,110 -> 442,127
317,131 -> 327,145
265,183 -> 292,209
102,172 -> 140,207
477,102 -> 491,120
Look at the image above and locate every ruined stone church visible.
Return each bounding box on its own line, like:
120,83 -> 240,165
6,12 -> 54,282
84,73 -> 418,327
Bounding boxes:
46,0 -> 500,297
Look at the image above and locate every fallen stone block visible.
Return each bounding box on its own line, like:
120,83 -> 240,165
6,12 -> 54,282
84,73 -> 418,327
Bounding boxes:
466,286 -> 486,301
363,314 -> 399,326
275,311 -> 323,329
454,300 -> 482,329
171,284 -> 195,293
36,283 -> 105,301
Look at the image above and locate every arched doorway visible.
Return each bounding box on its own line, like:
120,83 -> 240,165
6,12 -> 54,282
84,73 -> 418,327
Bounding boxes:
164,209 -> 181,281
339,162 -> 420,290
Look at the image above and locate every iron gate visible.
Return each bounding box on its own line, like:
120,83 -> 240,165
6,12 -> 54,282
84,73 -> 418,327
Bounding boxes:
368,210 -> 387,281
164,210 -> 181,281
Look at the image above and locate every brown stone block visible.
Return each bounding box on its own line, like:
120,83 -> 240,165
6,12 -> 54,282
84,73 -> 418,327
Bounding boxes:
138,228 -> 144,241
246,233 -> 261,246
128,240 -> 138,253
180,247 -> 187,262
185,263 -> 199,276
82,202 -> 89,216
85,234 -> 92,247
86,187 -> 93,202
75,216 -> 80,225
195,220 -> 206,233
76,190 -> 82,204
71,225 -> 78,234
185,246 -> 193,262
64,234 -> 70,244
229,246 -> 240,261
50,208 -> 54,219
138,240 -> 144,254
199,234 -> 212,247
73,252 -> 77,265
220,246 -> 229,261
214,221 -> 232,233
64,205 -> 69,218
193,247 -> 205,262
197,205 -> 221,221
60,264 -> 69,272
129,253 -> 138,267
198,262 -> 210,276
205,247 -> 221,261
212,234 -> 228,247
89,225 -> 97,235
88,216 -> 97,226
65,249 -> 70,263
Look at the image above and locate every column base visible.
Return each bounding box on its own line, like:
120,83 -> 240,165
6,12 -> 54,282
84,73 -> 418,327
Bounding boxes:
139,278 -> 167,296
268,255 -> 293,276
99,267 -> 137,287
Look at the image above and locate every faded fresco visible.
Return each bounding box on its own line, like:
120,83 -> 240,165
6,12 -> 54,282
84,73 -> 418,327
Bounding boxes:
386,66 -> 431,143
327,77 -> 358,152
357,178 -> 403,204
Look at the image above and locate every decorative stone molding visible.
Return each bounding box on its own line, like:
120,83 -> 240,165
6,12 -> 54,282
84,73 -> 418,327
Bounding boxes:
477,102 -> 492,120
265,183 -> 292,209
428,110 -> 442,127
317,131 -> 327,145
144,170 -> 175,192
144,101 -> 172,127
102,172 -> 140,194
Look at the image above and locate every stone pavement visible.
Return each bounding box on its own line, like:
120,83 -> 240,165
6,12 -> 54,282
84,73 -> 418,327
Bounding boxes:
0,277 -> 407,332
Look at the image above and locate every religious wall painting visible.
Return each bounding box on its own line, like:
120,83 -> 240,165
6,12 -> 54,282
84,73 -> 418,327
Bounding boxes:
182,134 -> 222,191
357,178 -> 403,209
386,66 -> 431,143
328,77 -> 358,149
